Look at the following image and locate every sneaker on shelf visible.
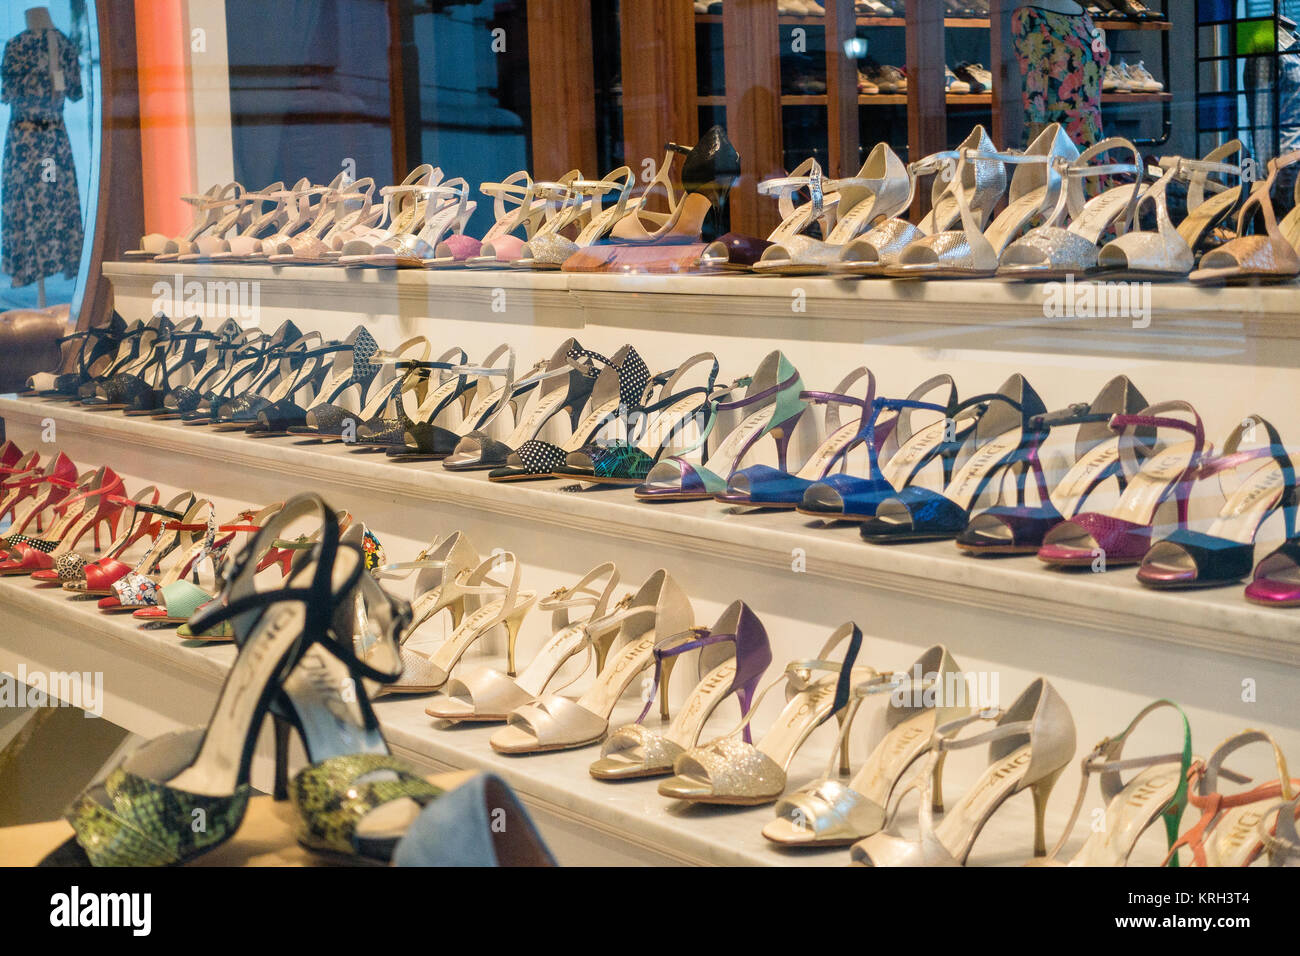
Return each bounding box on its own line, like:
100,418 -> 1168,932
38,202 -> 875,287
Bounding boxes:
880,64 -> 907,92
857,69 -> 880,94
946,66 -> 971,94
791,74 -> 828,94
952,62 -> 987,94
856,0 -> 894,15
1102,63 -> 1126,92
1127,60 -> 1164,92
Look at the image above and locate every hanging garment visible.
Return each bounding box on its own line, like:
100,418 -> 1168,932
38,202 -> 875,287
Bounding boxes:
1012,4 -> 1110,148
1,27 -> 84,289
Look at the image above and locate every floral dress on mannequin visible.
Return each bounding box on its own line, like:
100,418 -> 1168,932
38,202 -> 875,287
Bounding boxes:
1011,4 -> 1110,148
1,25 -> 83,288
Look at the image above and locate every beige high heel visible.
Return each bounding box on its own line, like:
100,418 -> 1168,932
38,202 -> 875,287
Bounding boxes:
852,677 -> 1076,866
1190,150 -> 1300,285
764,645 -> 972,847
425,562 -> 624,722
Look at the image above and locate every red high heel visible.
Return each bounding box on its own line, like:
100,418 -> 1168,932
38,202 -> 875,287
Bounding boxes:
0,466 -> 127,575
0,452 -> 78,544
1037,402 -> 1207,568
30,486 -> 164,586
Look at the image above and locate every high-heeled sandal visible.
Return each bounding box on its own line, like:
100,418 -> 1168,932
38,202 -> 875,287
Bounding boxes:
132,504 -> 286,625
389,345 -> 521,460
764,644 -> 972,846
1097,142 -> 1247,279
1037,401 -> 1207,568
443,339 -> 602,472
1164,730 -> 1299,867
698,158 -> 839,271
92,495 -> 209,610
176,321 -> 301,424
753,144 -> 913,273
426,562 -> 624,722
798,375 -> 977,523
0,466 -> 126,576
209,330 -> 326,430
169,181 -> 288,262
716,366 -> 876,509
382,551 -> 536,694
859,374 -> 1047,543
352,347 -> 470,452
162,326 -> 269,421
246,326 -> 383,436
997,137 -> 1146,279
1137,415 -> 1292,588
265,177 -> 377,264
22,312 -> 129,400
465,170 -> 582,268
886,124 -> 1079,278
424,170 -> 541,268
30,484 -> 162,587
288,334 -> 430,442
834,127 -> 1004,275
490,569 -> 696,754
57,490 -> 195,595
145,319 -> 244,418
1033,699 -> 1194,867
554,352 -> 723,485
635,350 -> 806,502
374,530 -> 479,638
100,499 -> 224,613
656,622 -> 867,805
341,178 -> 476,268
520,167 -> 646,268
0,451 -> 76,545
487,344 -> 649,482
75,315 -> 169,406
1189,150 -> 1300,285
590,599 -> 774,780
851,677 -> 1076,866
956,375 -> 1148,555
125,182 -> 245,259
64,495 -> 420,865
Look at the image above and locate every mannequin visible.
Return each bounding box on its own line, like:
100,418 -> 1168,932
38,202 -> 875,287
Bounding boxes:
1012,0 -> 1108,147
1,7 -> 84,305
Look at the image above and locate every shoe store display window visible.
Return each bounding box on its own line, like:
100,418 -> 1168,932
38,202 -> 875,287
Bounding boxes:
0,0 -> 1298,884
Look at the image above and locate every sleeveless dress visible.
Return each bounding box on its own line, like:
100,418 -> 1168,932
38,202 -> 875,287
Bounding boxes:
1,27 -> 84,288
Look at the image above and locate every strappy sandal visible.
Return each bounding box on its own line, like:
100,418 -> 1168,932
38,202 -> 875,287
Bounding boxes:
467,170 -> 582,268
490,569 -> 696,754
128,182 -> 246,260
168,181 -> 283,262
30,485 -> 162,588
997,137 -> 1146,279
426,562 -> 623,722
265,177 -> 377,264
381,551 -> 536,694
698,157 -> 839,271
424,170 -> 541,268
859,374 -> 1047,543
1033,699 -> 1194,867
1138,415 -> 1292,588
0,466 -> 126,576
59,491 -> 195,595
443,338 -> 601,472
1258,795 -> 1300,866
716,366 -> 876,509
956,375 -> 1148,555
1097,143 -> 1248,279
635,350 -> 807,502
176,320 -> 300,424
352,347 -> 469,452
487,344 -> 649,482
0,451 -> 75,544
288,334 -> 430,441
64,495 -> 418,866
554,352 -> 723,485
657,623 -> 867,805
75,315 -> 167,406
341,178 -> 476,268
22,312 -> 128,400
521,167 -> 649,268
209,330 -> 326,430
389,345 -> 520,460
764,645 -> 972,847
1189,149 -> 1300,285
752,143 -> 912,274
835,126 -> 1004,275
1037,401 -> 1207,569
208,178 -> 316,262
852,678 -> 1076,866
246,326 -> 382,436
591,600 -> 774,781
1165,730 -> 1299,867
886,124 -> 1079,278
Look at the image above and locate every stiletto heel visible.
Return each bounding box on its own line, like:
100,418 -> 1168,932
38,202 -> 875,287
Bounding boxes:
835,707 -> 852,777
272,713 -> 292,802
852,678 -> 1077,867
375,531 -> 479,655
590,600 -> 773,780
504,606 -> 529,678
931,751 -> 947,812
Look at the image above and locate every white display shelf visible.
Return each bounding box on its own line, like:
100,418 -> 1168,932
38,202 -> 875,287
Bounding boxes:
4,396 -> 1297,667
